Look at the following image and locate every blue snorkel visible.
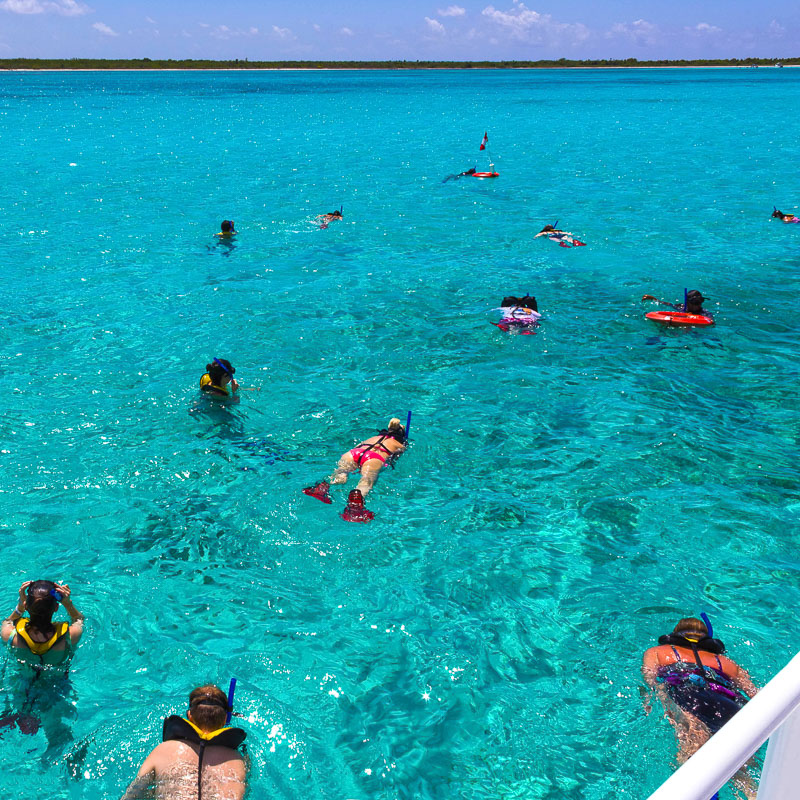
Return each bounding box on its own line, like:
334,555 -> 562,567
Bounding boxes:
683,288 -> 689,312
405,410 -> 412,440
553,220 -> 559,229
50,589 -> 62,603
696,613 -> 719,800
213,358 -> 233,379
226,678 -> 237,725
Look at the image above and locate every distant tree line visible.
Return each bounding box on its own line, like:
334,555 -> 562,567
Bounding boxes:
0,57 -> 797,70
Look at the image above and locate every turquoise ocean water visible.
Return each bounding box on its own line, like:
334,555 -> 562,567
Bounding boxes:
2,67 -> 800,798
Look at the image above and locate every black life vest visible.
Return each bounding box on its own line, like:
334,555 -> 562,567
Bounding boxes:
162,715 -> 246,800
658,633 -> 726,655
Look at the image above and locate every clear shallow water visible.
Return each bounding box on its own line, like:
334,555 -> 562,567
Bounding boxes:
1,68 -> 799,798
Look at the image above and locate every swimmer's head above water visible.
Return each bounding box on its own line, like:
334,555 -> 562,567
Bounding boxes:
501,295 -> 538,311
382,417 -> 406,443
188,685 -> 230,732
207,358 -> 235,383
220,220 -> 235,233
685,289 -> 706,313
25,579 -> 60,622
201,358 -> 238,396
658,616 -> 726,654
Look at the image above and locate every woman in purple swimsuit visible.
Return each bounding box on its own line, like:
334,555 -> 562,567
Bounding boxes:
642,617 -> 758,798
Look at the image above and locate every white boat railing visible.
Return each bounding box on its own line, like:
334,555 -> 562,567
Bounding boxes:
645,651 -> 800,800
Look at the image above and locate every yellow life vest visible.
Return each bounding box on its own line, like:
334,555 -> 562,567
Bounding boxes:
15,619 -> 69,656
200,373 -> 229,396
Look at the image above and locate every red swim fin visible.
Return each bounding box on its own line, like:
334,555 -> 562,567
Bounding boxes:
302,480 -> 332,504
572,239 -> 586,246
559,241 -> 570,248
491,322 -> 511,332
341,489 -> 374,522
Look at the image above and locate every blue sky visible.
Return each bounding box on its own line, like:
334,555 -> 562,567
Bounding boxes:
0,0 -> 795,60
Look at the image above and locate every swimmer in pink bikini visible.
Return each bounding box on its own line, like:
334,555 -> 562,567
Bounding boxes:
302,417 -> 407,521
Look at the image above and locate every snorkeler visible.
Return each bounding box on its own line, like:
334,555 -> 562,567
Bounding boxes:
121,684 -> 246,800
302,417 -> 407,522
200,358 -> 239,399
492,295 -> 541,334
442,167 -> 477,182
642,617 -> 758,800
215,220 -> 237,238
642,289 -> 707,315
0,580 -> 84,734
317,208 -> 343,229
642,617 -> 758,798
534,223 -> 586,247
771,208 -> 800,223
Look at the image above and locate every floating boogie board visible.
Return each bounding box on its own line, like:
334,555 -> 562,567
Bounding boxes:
646,311 -> 714,327
472,172 -> 499,178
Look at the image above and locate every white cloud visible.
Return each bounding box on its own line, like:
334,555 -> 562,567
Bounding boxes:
481,2 -> 589,44
438,4 -> 465,16
272,25 -> 291,39
425,16 -> 445,34
0,0 -> 89,14
145,15 -> 155,24
340,26 -> 354,36
768,19 -> 785,37
92,21 -> 118,36
312,23 -> 321,32
0,0 -> 42,13
209,24 -> 260,39
56,0 -> 87,14
687,22 -> 722,34
607,19 -> 657,45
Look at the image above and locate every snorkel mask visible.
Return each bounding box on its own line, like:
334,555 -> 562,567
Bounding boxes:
213,358 -> 235,378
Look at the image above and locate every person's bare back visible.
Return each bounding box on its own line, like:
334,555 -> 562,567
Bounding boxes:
122,738 -> 245,800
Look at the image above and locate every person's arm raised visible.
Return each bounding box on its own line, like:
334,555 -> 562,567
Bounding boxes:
56,583 -> 84,645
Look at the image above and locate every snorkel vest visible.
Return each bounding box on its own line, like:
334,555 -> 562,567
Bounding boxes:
162,716 -> 246,800
14,619 -> 69,657
200,374 -> 229,396
658,632 -> 729,684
